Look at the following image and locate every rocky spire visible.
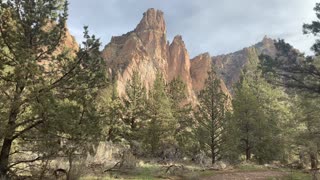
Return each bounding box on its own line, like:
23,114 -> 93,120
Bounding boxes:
190,53 -> 212,92
168,35 -> 192,93
254,35 -> 276,57
135,8 -> 166,33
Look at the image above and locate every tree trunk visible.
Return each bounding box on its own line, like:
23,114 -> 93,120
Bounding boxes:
0,107 -> 20,177
211,133 -> 216,164
0,138 -> 13,178
245,122 -> 251,161
246,147 -> 251,161
310,152 -> 318,170
211,145 -> 216,164
67,154 -> 73,180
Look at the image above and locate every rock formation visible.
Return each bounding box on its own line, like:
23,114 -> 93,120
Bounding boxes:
102,8 -> 169,96
190,53 -> 212,93
190,53 -> 230,97
101,8 -> 230,102
168,35 -> 193,94
212,36 -> 277,92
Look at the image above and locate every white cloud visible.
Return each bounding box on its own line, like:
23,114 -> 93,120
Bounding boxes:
67,0 -> 318,57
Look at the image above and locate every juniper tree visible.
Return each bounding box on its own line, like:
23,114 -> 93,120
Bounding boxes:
229,51 -> 291,163
0,0 -> 106,177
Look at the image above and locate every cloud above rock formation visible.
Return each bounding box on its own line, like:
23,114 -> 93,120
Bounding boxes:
67,0 -> 317,57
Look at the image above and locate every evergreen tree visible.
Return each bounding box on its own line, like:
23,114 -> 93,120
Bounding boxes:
259,2 -> 320,169
98,74 -> 125,142
229,51 -> 291,163
123,70 -> 148,142
294,97 -> 320,169
144,73 -> 176,155
304,3 -> 320,55
260,2 -> 320,96
0,1 -> 106,177
230,76 -> 263,161
167,77 -> 195,156
196,65 -> 227,164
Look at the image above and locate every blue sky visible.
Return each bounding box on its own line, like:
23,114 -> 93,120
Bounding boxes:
67,0 -> 318,57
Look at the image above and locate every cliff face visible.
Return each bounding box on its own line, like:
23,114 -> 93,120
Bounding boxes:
212,36 -> 277,92
190,53 -> 230,97
168,35 -> 193,95
190,53 -> 212,93
101,8 -> 229,102
102,8 -> 168,96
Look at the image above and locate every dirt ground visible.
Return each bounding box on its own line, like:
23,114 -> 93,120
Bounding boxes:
203,170 -> 287,180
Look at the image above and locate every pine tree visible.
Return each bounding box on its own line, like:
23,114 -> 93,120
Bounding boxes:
123,70 -> 148,142
98,73 -> 125,142
144,73 -> 175,155
196,64 -> 227,164
167,77 -> 195,156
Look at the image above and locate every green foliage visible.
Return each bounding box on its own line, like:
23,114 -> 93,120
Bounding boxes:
0,0 -> 106,176
260,40 -> 320,95
195,64 -> 228,164
281,171 -> 312,180
226,51 -> 292,164
258,2 -> 320,168
168,77 -> 196,156
303,3 -> 320,55
144,73 -> 176,155
123,70 -> 148,142
98,79 -> 125,143
291,96 -> 320,169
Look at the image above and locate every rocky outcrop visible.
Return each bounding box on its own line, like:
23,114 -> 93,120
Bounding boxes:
168,35 -> 193,94
101,8 -> 229,102
255,36 -> 277,58
190,53 -> 230,96
102,8 -> 168,96
190,53 -> 212,93
212,36 -> 276,92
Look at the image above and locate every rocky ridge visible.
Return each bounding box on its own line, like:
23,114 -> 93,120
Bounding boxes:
212,36 -> 277,92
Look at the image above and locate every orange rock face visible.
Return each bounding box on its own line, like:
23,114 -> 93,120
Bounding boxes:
190,53 -> 230,97
102,8 -> 169,96
168,35 -> 193,94
190,53 -> 211,93
101,8 -> 230,103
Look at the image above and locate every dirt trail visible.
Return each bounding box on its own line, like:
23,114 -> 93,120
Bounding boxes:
204,170 -> 287,180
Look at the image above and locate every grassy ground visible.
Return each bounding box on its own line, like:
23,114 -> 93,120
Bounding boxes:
80,162 -> 216,180
79,162 -> 315,180
237,163 -> 313,180
277,170 -> 312,180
